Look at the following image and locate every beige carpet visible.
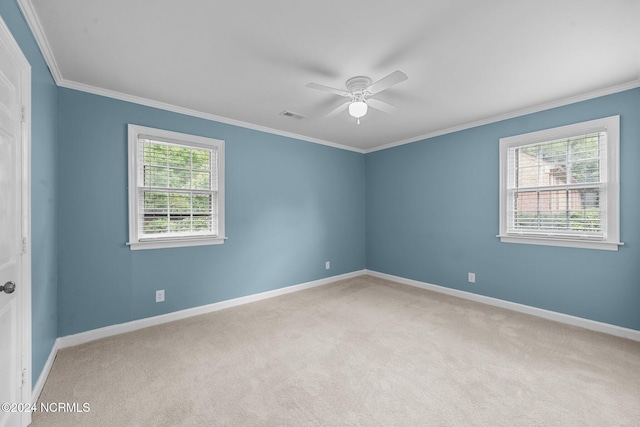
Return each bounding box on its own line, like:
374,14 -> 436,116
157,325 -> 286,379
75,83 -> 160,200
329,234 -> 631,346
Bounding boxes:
31,275 -> 640,426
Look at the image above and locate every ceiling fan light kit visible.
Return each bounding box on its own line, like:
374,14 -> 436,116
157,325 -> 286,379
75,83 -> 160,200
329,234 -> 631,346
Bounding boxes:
348,101 -> 368,119
306,70 -> 407,124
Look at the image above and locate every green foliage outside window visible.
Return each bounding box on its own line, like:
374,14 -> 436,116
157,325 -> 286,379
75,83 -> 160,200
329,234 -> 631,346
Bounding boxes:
141,140 -> 216,235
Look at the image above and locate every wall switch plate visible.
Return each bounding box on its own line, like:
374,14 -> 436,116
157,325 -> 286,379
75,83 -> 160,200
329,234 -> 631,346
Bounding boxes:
468,272 -> 476,283
156,289 -> 165,302
325,261 -> 330,270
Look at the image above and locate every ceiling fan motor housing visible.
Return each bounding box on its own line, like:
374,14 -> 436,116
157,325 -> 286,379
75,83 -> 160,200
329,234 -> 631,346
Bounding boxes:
346,76 -> 372,99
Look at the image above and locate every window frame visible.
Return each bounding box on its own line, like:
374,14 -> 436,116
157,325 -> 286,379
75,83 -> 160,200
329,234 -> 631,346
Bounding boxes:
498,116 -> 621,251
127,124 -> 225,250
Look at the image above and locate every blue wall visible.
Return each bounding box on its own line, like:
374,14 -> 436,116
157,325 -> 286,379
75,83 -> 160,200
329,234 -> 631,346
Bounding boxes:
3,0 -> 640,390
56,88 -> 366,336
0,2 -> 58,386
366,88 -> 640,330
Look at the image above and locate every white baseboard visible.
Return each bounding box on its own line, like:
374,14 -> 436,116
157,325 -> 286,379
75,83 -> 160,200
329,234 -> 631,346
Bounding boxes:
32,337 -> 60,403
57,270 -> 366,349
366,270 -> 640,342
34,268 -> 639,403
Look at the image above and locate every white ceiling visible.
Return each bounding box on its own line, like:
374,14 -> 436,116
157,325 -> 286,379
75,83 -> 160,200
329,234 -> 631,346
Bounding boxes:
21,0 -> 640,152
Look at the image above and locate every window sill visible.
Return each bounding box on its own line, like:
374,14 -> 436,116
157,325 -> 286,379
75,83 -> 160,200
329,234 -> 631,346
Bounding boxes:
498,235 -> 622,251
128,236 -> 227,251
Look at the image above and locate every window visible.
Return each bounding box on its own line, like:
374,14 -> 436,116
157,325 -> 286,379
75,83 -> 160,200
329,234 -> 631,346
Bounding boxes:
128,125 -> 225,250
499,116 -> 621,251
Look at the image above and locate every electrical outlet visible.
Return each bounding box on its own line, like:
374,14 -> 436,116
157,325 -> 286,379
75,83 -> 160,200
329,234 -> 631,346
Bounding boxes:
468,272 -> 476,283
325,261 -> 330,270
156,289 -> 165,302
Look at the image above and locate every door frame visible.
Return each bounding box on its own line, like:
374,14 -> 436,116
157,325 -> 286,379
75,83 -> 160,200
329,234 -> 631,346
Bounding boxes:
0,15 -> 32,427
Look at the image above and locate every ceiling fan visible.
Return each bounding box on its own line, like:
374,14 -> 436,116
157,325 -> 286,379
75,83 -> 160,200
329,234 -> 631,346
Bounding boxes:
306,70 -> 408,124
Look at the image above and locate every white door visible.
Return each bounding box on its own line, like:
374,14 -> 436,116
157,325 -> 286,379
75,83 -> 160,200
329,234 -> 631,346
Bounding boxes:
0,17 -> 29,427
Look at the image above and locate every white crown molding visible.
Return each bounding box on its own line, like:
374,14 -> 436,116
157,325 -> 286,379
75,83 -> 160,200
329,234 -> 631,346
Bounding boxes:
16,1 -> 365,154
56,79 -> 365,153
60,75 -> 640,156
17,0 -> 640,154
17,0 -> 62,82
16,0 -> 365,154
366,78 -> 640,153
366,270 -> 640,342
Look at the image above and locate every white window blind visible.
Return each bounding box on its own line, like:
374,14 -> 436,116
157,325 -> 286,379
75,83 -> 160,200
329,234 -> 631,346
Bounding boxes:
499,116 -> 621,251
507,131 -> 606,239
128,125 -> 225,250
138,137 -> 218,239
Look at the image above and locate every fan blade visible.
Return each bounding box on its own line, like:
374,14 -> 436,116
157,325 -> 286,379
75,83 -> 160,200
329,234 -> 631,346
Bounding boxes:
367,98 -> 398,114
306,82 -> 350,97
366,70 -> 408,95
326,101 -> 350,117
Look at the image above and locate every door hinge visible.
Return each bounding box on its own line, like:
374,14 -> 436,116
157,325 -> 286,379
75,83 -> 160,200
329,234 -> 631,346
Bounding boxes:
21,105 -> 26,123
20,368 -> 26,387
22,237 -> 27,254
